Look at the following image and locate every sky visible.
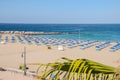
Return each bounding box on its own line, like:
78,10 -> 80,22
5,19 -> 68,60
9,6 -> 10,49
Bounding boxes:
0,0 -> 120,24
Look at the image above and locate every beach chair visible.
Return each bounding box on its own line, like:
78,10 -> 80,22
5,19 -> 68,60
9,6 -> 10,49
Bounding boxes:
110,43 -> 120,52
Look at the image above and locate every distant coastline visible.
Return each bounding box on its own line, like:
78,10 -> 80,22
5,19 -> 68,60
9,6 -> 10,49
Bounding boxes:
0,31 -> 79,35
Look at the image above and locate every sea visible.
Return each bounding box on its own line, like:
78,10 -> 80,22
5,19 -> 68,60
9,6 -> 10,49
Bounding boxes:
0,23 -> 120,42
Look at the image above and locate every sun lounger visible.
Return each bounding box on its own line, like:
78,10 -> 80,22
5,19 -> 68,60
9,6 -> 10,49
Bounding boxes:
23,36 -> 31,44
95,42 -> 110,50
80,40 -> 99,50
110,43 -> 120,52
11,36 -> 15,43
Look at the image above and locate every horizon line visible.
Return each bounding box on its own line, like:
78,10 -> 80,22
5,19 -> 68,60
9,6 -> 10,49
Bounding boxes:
0,22 -> 120,25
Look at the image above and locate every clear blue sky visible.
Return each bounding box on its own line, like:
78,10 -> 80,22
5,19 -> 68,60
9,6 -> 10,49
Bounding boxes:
0,0 -> 120,24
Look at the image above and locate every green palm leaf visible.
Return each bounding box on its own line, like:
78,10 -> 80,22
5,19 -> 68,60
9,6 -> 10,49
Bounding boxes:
29,57 -> 117,80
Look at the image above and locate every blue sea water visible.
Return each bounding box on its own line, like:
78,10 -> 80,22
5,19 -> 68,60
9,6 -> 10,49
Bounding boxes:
0,23 -> 120,41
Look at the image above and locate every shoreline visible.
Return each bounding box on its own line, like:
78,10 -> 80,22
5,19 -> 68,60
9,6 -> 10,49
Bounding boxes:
0,31 -> 119,42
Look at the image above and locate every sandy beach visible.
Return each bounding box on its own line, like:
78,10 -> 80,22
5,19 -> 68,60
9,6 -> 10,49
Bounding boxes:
0,34 -> 120,72
0,71 -> 35,80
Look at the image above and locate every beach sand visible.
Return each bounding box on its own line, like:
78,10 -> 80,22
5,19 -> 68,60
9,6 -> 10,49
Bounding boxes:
0,71 -> 35,80
0,34 -> 120,72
